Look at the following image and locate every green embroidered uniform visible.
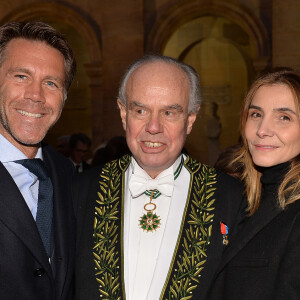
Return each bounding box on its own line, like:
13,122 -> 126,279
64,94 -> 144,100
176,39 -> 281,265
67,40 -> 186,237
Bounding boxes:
74,155 -> 244,300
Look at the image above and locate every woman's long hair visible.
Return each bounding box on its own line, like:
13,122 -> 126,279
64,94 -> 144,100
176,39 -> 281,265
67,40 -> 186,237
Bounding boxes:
229,68 -> 300,215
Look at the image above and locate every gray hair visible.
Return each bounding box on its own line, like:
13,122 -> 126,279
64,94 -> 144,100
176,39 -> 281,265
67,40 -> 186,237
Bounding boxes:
118,54 -> 201,113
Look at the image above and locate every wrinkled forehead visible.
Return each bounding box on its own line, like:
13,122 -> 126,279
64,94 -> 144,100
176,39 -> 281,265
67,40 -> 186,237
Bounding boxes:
126,61 -> 190,100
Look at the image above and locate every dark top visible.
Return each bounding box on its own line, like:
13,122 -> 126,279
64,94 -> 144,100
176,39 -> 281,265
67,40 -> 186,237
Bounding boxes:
0,144 -> 76,300
208,161 -> 300,300
260,162 -> 289,202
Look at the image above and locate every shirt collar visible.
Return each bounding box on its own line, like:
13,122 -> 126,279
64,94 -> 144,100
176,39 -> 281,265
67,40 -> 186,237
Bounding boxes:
0,134 -> 43,162
131,155 -> 183,180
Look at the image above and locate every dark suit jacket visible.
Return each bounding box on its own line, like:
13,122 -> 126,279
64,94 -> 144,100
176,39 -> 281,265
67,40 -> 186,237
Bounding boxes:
82,161 -> 91,172
208,196 -> 300,300
0,144 -> 76,300
73,155 -> 244,300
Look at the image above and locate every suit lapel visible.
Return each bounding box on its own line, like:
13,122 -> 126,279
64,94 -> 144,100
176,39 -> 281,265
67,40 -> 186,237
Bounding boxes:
216,197 -> 281,273
160,157 -> 218,299
43,146 -> 73,299
0,162 -> 52,274
93,155 -> 131,299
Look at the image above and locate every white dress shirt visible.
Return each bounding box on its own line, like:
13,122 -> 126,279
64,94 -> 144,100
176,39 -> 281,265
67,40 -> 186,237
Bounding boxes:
70,158 -> 83,173
124,155 -> 190,300
0,134 -> 43,220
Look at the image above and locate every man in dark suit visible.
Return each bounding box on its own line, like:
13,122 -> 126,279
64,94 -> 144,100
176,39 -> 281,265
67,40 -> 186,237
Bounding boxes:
74,55 -> 244,299
0,21 -> 76,299
69,133 -> 91,173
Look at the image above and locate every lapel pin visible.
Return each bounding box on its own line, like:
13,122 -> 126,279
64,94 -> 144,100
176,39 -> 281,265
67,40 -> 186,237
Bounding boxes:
220,222 -> 229,245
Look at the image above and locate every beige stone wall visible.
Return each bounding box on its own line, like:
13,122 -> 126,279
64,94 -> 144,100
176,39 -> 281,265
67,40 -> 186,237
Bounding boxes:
0,0 -> 144,151
273,0 -> 300,69
0,0 -> 298,161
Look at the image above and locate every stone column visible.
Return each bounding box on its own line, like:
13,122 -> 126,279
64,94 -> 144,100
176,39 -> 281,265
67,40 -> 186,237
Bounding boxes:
204,102 -> 222,167
84,62 -> 103,148
273,0 -> 300,69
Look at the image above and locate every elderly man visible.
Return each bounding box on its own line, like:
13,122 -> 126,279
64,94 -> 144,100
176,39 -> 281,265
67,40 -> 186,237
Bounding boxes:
0,21 -> 76,299
74,55 -> 243,300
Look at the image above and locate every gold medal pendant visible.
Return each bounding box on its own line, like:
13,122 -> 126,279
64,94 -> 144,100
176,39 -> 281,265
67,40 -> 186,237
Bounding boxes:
139,190 -> 161,232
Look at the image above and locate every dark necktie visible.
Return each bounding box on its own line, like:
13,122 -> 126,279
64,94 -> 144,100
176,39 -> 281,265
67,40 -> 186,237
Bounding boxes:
15,158 -> 53,257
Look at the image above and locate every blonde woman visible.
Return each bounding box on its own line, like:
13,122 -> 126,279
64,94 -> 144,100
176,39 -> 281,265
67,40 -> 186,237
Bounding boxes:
209,68 -> 300,300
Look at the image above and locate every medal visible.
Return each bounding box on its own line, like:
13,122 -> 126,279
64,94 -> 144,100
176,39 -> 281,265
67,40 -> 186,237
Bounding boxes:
139,190 -> 161,232
220,222 -> 229,245
137,156 -> 184,232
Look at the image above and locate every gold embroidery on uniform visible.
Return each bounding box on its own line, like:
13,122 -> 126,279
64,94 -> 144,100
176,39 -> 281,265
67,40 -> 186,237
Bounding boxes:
161,157 -> 216,300
93,155 -> 130,299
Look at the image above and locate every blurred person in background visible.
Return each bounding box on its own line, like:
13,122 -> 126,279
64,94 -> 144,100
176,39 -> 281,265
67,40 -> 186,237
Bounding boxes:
69,133 -> 91,173
56,134 -> 71,157
91,135 -> 131,167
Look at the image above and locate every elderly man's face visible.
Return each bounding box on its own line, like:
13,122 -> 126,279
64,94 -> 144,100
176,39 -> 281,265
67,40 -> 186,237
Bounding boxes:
118,62 -> 197,178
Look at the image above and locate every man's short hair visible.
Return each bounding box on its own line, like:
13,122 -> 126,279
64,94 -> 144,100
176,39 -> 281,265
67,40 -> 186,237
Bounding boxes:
118,54 -> 201,113
69,133 -> 91,149
0,21 -> 76,96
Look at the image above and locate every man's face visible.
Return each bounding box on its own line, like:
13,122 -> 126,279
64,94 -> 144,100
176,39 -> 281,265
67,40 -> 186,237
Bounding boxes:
0,38 -> 65,157
118,62 -> 197,178
70,141 -> 89,164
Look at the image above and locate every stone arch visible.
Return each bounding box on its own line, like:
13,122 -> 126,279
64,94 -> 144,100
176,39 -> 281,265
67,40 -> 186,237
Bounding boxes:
1,2 -> 102,62
146,1 -> 270,164
1,2 -> 104,146
146,1 -> 270,67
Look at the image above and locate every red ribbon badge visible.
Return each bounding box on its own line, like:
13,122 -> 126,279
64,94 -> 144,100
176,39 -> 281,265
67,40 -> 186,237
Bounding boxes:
220,222 -> 229,245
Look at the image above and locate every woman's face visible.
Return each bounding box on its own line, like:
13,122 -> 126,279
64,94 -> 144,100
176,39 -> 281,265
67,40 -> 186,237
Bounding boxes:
245,84 -> 300,167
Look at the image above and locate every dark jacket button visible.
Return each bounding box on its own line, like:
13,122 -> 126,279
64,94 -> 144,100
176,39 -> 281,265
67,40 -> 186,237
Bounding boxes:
33,268 -> 45,277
